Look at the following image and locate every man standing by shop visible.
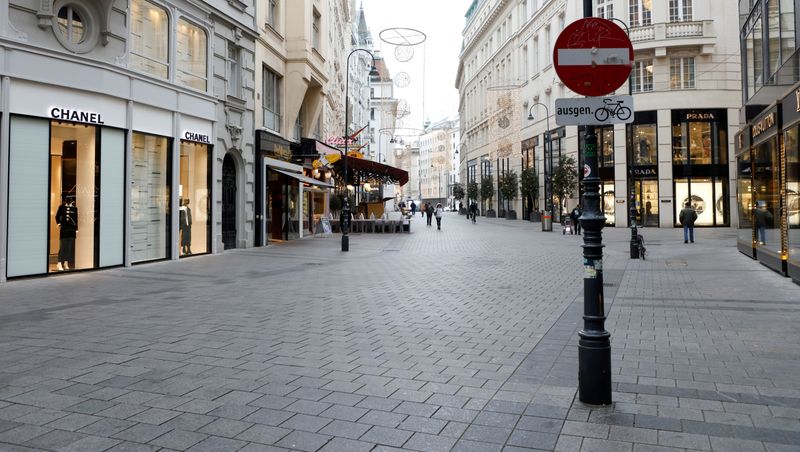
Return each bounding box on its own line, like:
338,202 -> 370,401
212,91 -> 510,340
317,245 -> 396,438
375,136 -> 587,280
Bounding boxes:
679,201 -> 698,243
426,203 -> 434,226
570,204 -> 583,235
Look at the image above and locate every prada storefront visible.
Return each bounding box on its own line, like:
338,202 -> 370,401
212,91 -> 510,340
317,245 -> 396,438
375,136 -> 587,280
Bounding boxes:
671,109 -> 730,228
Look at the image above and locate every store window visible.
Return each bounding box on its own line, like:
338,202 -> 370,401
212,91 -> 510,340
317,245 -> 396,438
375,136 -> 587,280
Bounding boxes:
737,150 -> 754,246
675,178 -> 726,226
629,123 -> 657,165
670,57 -> 695,89
176,19 -> 207,91
131,133 -> 171,262
629,0 -> 652,27
669,0 -> 692,22
48,121 -> 98,272
179,141 -> 210,256
753,137 -> 781,251
631,59 -> 653,93
263,67 -> 282,132
602,181 -> 615,226
130,0 -> 169,79
786,126 -> 800,265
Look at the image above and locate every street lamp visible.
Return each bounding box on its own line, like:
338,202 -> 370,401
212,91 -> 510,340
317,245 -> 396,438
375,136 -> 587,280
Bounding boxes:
341,48 -> 379,252
528,102 -> 553,231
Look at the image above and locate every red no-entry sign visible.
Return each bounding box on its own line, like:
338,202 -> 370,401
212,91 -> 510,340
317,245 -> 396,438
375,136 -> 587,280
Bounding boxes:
553,18 -> 633,97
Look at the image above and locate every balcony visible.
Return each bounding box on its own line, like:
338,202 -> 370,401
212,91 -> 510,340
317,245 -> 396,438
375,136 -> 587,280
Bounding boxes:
630,21 -> 716,56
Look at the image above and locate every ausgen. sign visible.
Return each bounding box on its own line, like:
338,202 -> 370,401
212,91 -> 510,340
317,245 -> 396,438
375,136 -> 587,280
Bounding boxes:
555,95 -> 634,126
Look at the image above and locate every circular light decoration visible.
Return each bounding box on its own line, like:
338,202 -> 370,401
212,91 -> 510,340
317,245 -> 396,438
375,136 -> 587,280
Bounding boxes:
395,45 -> 414,62
379,27 -> 427,47
395,99 -> 411,118
394,72 -> 411,88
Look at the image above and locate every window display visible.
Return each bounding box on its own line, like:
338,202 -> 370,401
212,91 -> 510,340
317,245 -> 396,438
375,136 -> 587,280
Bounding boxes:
633,179 -> 659,227
787,126 -> 800,266
675,178 -> 725,226
49,122 -> 98,272
737,152 -> 754,245
629,123 -> 657,165
602,182 -> 615,226
131,133 -> 170,262
179,141 -> 209,256
753,138 -> 781,251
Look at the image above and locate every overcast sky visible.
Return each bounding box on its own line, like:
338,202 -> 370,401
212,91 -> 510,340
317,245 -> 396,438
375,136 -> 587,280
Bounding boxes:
360,0 -> 474,132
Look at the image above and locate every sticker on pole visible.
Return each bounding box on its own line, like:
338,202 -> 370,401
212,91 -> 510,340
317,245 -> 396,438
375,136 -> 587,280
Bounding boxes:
583,164 -> 591,178
555,95 -> 634,126
553,18 -> 633,97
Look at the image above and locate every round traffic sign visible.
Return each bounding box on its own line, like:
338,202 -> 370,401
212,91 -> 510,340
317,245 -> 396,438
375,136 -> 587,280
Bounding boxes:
553,18 -> 633,97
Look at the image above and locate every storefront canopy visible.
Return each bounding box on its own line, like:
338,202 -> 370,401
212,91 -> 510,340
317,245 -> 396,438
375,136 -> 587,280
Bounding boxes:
271,168 -> 334,189
332,156 -> 409,186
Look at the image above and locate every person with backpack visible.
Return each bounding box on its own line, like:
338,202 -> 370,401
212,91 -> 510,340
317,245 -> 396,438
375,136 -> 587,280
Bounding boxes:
469,201 -> 478,224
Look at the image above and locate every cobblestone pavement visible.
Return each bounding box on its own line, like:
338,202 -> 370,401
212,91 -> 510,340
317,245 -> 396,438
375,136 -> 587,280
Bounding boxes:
0,212 -> 798,452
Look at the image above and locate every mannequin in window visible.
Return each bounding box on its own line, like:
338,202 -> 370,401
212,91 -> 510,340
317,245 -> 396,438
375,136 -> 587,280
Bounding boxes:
55,194 -> 78,271
179,199 -> 192,255
638,138 -> 650,164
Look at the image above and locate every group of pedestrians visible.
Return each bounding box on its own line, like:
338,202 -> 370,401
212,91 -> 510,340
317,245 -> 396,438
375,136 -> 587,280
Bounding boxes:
418,202 -> 445,229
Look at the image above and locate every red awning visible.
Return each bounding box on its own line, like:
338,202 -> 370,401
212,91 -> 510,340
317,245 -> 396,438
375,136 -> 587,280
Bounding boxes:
332,156 -> 408,186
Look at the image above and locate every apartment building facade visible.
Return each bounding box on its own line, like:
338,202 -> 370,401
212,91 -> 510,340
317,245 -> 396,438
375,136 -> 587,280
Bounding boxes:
457,0 -> 741,227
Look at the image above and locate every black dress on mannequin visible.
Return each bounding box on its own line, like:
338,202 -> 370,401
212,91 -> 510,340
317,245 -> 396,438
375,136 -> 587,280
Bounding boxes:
55,201 -> 78,270
179,200 -> 192,255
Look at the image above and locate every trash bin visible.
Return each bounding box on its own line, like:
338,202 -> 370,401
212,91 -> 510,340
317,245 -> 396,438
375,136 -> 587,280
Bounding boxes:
542,210 -> 552,231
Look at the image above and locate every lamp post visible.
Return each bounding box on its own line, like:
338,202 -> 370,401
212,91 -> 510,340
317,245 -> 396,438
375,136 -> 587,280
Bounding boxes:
341,48 -> 379,252
528,102 -> 553,231
578,0 -> 611,406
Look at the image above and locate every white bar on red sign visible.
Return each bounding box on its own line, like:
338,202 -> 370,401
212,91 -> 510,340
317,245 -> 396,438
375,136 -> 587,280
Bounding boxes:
556,48 -> 631,66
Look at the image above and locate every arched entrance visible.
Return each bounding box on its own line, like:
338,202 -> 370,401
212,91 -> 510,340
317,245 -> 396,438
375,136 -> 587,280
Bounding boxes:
222,154 -> 237,249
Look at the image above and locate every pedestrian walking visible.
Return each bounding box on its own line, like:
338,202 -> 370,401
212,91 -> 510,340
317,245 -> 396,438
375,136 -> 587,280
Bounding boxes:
420,202 -> 426,218
426,203 -> 434,226
435,203 -> 444,230
569,205 -> 583,235
469,201 -> 477,224
754,201 -> 773,245
410,201 -> 417,215
679,201 -> 697,243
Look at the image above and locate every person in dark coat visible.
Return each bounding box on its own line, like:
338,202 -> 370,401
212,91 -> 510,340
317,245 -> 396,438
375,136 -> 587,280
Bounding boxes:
679,201 -> 698,243
426,203 -> 434,226
569,205 -> 583,235
410,201 -> 417,215
754,201 -> 773,245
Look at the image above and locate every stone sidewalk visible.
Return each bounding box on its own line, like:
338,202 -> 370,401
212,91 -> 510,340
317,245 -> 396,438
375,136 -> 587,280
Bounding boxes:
0,213 -> 797,451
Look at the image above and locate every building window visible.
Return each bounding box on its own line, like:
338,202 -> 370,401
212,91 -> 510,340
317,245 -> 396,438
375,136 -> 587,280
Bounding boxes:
56,4 -> 86,48
669,0 -> 692,22
629,0 -> 652,27
597,0 -> 614,19
130,0 -> 169,79
267,0 -> 278,30
629,123 -> 658,166
312,9 -> 321,50
227,43 -> 241,98
746,12 -> 763,97
630,59 -> 653,92
175,19 -> 207,91
294,105 -> 304,141
263,68 -> 282,133
670,57 -> 695,89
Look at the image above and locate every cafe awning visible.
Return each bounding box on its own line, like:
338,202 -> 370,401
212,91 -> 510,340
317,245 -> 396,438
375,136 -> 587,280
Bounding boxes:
271,168 -> 335,188
332,156 -> 409,186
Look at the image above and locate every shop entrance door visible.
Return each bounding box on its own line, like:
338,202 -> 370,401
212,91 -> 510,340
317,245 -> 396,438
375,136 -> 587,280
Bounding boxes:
631,179 -> 659,227
222,154 -> 237,249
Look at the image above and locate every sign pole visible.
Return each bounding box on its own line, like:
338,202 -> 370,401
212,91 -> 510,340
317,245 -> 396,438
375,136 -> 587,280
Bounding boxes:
577,1 -> 612,405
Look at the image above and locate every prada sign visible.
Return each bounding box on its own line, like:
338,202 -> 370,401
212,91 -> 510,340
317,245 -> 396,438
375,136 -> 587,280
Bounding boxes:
674,109 -> 725,123
49,107 -> 105,125
631,167 -> 657,177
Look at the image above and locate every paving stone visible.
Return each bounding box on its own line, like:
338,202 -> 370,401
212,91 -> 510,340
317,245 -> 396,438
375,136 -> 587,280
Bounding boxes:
402,432 -> 457,452
0,425 -> 52,444
579,437 -> 633,452
398,415 -> 447,434
78,418 -> 137,437
23,429 -> 86,450
161,413 -> 216,431
506,429 -> 558,449
319,419 -> 372,440
149,429 -> 207,450
235,424 -> 291,444
318,437 -> 374,452
657,430 -> 711,450
198,417 -> 253,438
358,410 -> 406,428
274,430 -> 332,451
516,415 -> 563,433
58,435 -> 122,452
709,436 -> 768,452
432,406 -> 478,423
279,413 -> 332,432
186,436 -> 248,452
460,424 -> 512,444
451,439 -> 504,452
